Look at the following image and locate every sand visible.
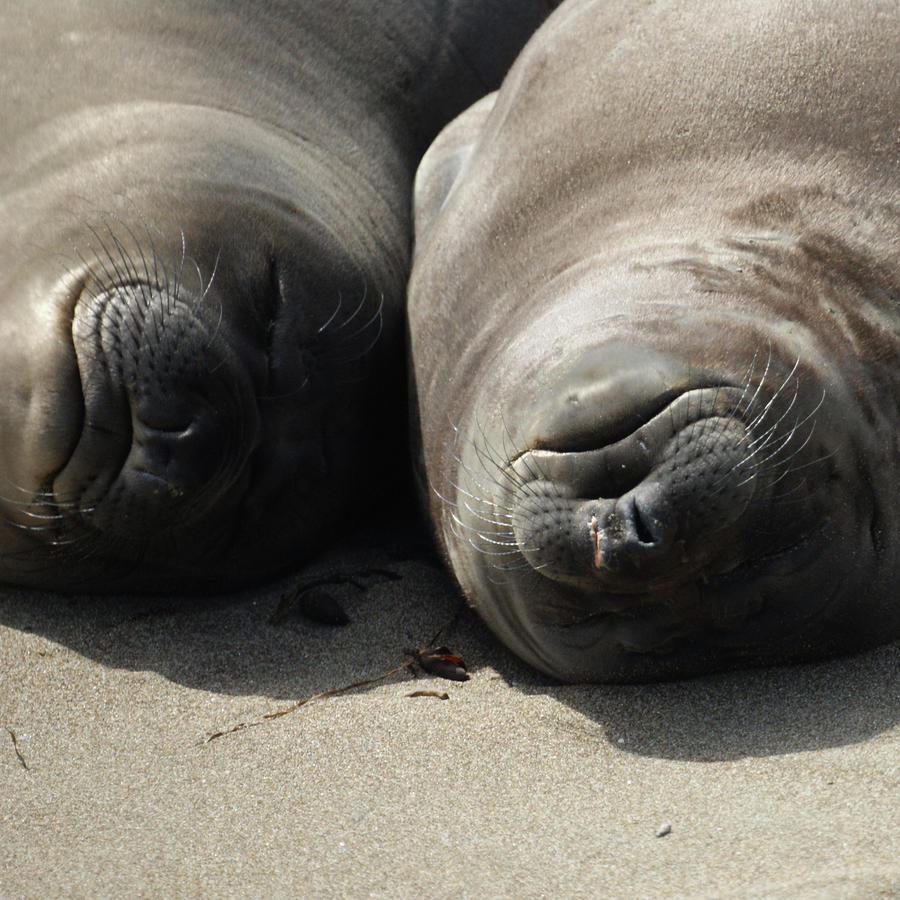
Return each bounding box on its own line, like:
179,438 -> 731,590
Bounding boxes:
1,524 -> 898,899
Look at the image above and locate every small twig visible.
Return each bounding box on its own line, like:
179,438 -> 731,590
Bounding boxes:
204,639 -> 472,743
5,727 -> 28,770
205,657 -> 417,743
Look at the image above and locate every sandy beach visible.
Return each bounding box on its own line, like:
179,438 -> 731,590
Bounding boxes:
2,520 -> 898,898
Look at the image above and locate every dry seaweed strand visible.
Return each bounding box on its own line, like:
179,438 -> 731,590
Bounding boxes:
5,726 -> 28,770
205,602 -> 471,744
205,656 -> 416,742
204,644 -> 467,743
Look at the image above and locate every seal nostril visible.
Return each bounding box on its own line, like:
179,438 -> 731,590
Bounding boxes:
131,410 -> 228,494
631,496 -> 656,546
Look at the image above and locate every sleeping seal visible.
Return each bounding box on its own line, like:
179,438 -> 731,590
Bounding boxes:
408,0 -> 900,681
0,0 -> 558,590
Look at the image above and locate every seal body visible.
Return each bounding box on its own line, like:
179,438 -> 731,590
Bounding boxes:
408,0 -> 900,681
0,0 -> 558,590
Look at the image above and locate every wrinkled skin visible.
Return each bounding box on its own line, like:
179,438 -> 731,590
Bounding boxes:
0,0 -> 559,590
408,0 -> 900,681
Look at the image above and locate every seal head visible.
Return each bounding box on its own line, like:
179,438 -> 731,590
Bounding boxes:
0,0 -> 560,589
408,0 -> 900,680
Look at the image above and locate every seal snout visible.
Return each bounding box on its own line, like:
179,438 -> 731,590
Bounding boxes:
126,399 -> 233,502
508,385 -> 762,592
55,282 -> 259,542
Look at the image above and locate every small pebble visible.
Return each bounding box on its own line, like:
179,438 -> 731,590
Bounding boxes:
656,823 -> 672,838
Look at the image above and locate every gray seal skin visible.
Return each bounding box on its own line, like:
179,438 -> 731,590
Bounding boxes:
0,0 -> 560,590
408,0 -> 900,681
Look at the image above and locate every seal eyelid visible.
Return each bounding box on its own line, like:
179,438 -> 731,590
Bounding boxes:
318,290 -> 344,334
317,282 -> 373,337
336,291 -> 384,343
743,380 -> 800,451
333,282 -> 369,331
744,354 -> 800,431
741,398 -> 833,489
719,377 -> 825,491
741,401 -> 807,472
307,284 -> 385,381
767,446 -> 837,487
738,426 -> 817,488
739,344 -> 774,424
323,292 -> 385,369
191,246 -> 221,315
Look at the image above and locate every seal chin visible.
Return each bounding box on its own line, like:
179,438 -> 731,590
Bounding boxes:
52,280 -> 259,552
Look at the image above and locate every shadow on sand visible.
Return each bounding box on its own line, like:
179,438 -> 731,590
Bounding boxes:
2,518 -> 897,763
